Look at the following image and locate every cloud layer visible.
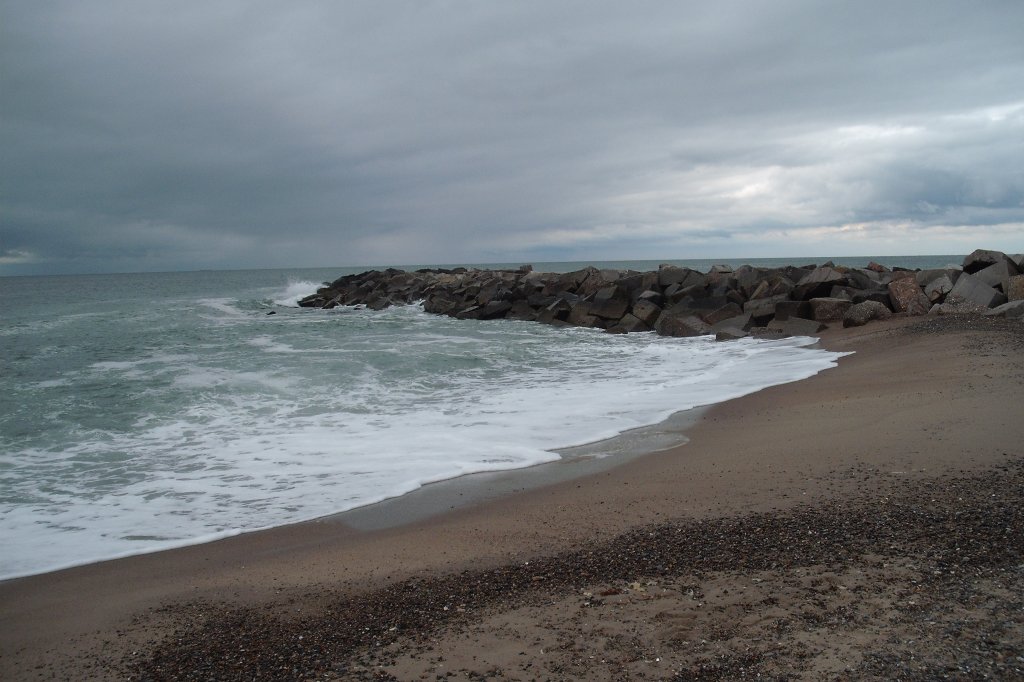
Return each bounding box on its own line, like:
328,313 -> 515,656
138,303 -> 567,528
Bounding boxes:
2,1 -> 1023,274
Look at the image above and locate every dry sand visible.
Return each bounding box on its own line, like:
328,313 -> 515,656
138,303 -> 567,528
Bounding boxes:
1,315 -> 1022,680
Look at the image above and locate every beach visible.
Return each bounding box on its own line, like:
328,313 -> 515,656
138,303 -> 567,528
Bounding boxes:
1,314 -> 1022,680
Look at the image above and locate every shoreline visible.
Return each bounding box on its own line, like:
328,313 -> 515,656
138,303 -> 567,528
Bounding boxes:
1,315 -> 1021,679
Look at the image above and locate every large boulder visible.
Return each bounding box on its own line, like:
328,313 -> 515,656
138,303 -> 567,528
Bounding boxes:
658,265 -> 706,290
808,297 -> 853,322
924,275 -> 955,303
474,300 -> 513,320
794,267 -> 848,299
847,269 -> 882,290
630,299 -> 663,326
843,301 -> 892,327
536,297 -> 572,324
767,317 -> 828,337
915,268 -> 961,288
962,249 -> 1015,274
887,278 -> 930,315
701,302 -> 744,326
743,294 -> 789,324
748,275 -> 795,300
589,286 -> 630,320
774,300 -> 812,322
655,312 -> 712,337
507,300 -> 537,321
983,300 -> 1024,319
973,259 -> 1020,294
711,312 -> 755,333
607,313 -> 652,333
567,301 -> 601,327
945,272 -> 1007,309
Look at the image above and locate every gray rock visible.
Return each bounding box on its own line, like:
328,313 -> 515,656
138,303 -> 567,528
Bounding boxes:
796,266 -> 847,287
507,300 -> 537,321
607,313 -> 652,333
915,268 -> 962,288
658,265 -> 706,289
567,301 -> 601,327
536,298 -> 572,324
887,277 -> 930,315
843,301 -> 892,327
847,269 -> 882,289
929,301 -> 988,315
808,297 -> 853,321
590,295 -> 629,320
743,294 -> 789,324
774,300 -> 812,322
945,271 -> 1007,309
701,302 -> 744,326
637,289 -> 665,306
794,267 -> 848,299
924,275 -> 954,303
655,312 -> 712,337
711,313 -> 754,333
962,248 -> 1015,274
974,260 -> 1020,293
851,290 -> 894,306
475,300 -> 513,320
983,300 -> 1024,319
767,317 -> 828,337
631,299 -> 663,326
715,327 -> 749,341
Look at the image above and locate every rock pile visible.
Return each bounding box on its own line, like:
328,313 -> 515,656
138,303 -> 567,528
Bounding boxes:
298,248 -> 1024,339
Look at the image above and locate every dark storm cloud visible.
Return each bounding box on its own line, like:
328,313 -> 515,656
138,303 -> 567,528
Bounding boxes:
2,1 -> 1023,274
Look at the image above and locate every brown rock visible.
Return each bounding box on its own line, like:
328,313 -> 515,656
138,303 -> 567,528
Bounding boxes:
1008,274 -> 1024,302
887,278 -> 930,315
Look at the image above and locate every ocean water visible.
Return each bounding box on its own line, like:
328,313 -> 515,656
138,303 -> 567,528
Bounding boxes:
0,256 -> 952,579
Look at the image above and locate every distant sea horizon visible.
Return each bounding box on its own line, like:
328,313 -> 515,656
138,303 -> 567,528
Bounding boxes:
1,253 -> 972,280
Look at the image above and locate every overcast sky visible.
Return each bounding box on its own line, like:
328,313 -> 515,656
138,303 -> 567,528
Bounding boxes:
2,1 -> 1023,275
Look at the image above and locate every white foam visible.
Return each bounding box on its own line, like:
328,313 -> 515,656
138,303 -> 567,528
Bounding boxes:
272,280 -> 323,307
0,305 -> 849,580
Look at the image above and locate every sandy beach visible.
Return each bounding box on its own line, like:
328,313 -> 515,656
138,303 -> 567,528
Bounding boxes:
2,314 -> 1022,680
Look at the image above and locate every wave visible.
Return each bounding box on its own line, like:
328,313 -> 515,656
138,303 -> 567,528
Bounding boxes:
272,280 -> 323,307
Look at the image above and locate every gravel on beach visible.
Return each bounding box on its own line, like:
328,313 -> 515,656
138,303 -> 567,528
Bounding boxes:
124,456 -> 1024,681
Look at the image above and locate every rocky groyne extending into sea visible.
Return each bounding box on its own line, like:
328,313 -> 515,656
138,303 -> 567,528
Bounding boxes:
299,248 -> 1024,338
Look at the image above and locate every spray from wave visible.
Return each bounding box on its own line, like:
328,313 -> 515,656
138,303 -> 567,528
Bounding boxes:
272,280 -> 324,307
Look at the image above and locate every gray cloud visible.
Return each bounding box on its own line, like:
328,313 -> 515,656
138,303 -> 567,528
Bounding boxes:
2,0 -> 1023,275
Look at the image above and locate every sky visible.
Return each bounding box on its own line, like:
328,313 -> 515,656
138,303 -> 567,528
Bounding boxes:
2,1 -> 1023,275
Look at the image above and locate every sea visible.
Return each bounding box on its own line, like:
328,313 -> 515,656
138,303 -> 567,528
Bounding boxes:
0,255 -> 961,579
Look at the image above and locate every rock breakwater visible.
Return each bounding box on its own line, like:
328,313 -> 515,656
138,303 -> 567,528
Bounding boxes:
299,248 -> 1024,338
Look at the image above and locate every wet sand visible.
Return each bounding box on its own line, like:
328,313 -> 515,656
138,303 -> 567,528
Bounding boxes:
1,315 -> 1022,680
